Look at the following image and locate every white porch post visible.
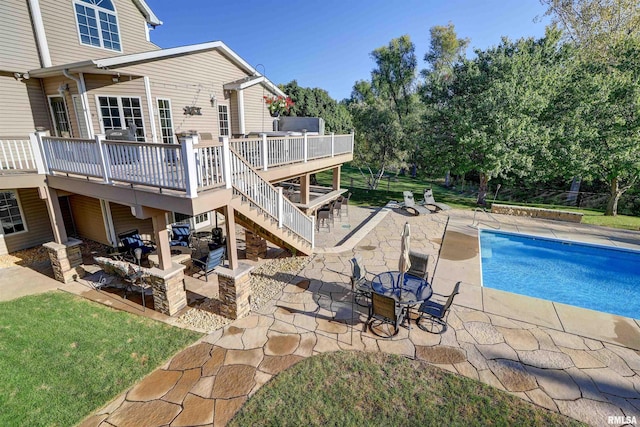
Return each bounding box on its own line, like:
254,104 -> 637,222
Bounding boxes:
277,187 -> 284,229
180,135 -> 198,198
331,132 -> 335,157
30,131 -> 48,174
303,130 -> 308,163
237,89 -> 246,136
261,133 -> 268,171
95,134 -> 112,184
221,136 -> 232,189
310,215 -> 315,249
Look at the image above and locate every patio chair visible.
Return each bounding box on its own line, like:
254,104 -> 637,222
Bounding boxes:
416,281 -> 460,333
402,191 -> 430,216
332,199 -> 343,222
316,208 -> 331,232
367,291 -> 405,338
422,189 -> 452,211
407,251 -> 429,282
341,192 -> 352,216
117,229 -> 156,260
169,223 -> 191,247
350,255 -> 373,307
192,246 -> 226,282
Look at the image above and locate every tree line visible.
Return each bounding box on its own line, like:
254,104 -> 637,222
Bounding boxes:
279,0 -> 640,216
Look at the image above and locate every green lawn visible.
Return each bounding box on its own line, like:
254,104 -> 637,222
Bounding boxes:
0,292 -> 202,427
230,351 -> 583,427
316,165 -> 640,230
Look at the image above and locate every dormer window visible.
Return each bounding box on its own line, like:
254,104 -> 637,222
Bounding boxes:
74,0 -> 121,51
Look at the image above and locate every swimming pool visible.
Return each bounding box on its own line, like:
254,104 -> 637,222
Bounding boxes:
479,229 -> 640,319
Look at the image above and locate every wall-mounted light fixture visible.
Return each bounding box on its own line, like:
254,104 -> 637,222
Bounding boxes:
210,94 -> 217,107
183,106 -> 202,116
13,72 -> 30,81
111,73 -> 120,83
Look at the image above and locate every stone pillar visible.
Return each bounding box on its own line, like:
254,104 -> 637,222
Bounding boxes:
43,238 -> 84,283
217,264 -> 253,320
245,230 -> 267,261
147,264 -> 187,316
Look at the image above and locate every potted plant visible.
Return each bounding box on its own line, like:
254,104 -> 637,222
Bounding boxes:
263,95 -> 294,117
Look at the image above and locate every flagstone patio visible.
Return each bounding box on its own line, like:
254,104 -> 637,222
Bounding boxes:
75,207 -> 640,427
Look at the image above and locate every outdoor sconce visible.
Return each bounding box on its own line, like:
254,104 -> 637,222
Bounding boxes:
210,94 -> 217,107
183,106 -> 202,116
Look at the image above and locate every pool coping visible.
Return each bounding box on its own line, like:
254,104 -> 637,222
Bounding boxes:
432,210 -> 640,351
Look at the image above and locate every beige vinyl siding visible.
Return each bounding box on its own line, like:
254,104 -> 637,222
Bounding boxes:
69,194 -> 109,244
109,202 -> 154,242
40,0 -> 158,66
0,76 -> 50,139
118,49 -> 256,139
0,0 -> 41,71
243,84 -> 276,134
83,75 -> 149,139
2,188 -> 54,254
229,93 -> 239,136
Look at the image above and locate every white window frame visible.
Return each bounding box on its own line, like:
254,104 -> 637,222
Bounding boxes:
95,95 -> 146,142
218,104 -> 230,137
72,0 -> 123,52
157,98 -> 175,144
0,190 -> 28,236
47,95 -> 73,138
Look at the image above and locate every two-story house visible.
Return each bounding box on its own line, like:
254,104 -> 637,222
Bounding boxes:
0,0 -> 353,318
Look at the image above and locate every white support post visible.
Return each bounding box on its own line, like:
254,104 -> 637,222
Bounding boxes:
221,136 -> 232,189
261,133 -> 268,171
303,130 -> 308,163
350,131 -> 355,153
331,132 -> 335,157
30,131 -> 47,174
310,215 -> 315,249
277,187 -> 284,229
181,136 -> 198,198
95,134 -> 111,184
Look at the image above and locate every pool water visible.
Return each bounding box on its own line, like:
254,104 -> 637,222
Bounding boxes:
479,230 -> 640,319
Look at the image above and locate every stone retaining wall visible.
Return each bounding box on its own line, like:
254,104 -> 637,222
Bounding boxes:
491,203 -> 583,223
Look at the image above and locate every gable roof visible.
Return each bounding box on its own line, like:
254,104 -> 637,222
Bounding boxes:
132,0 -> 162,27
28,41 -> 285,96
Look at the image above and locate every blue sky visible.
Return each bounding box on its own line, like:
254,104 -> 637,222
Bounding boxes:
147,0 -> 551,101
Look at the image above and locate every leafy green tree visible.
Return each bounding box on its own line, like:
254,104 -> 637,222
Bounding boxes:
550,38 -> 640,215
541,0 -> 640,215
280,81 -> 353,134
431,29 -> 567,205
348,36 -> 420,189
420,23 -> 470,185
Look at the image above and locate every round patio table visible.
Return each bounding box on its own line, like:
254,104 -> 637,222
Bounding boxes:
371,271 -> 433,306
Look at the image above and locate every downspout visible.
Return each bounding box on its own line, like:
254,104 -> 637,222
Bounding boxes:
237,89 -> 245,136
143,76 -> 158,143
27,0 -> 52,67
63,69 -> 95,138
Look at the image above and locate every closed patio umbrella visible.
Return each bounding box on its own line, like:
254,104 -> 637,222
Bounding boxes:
399,222 -> 411,288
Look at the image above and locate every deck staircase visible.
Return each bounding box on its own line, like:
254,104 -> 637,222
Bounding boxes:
227,148 -> 313,255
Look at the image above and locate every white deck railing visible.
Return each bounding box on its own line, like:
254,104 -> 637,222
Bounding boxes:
226,145 -> 314,246
230,132 -> 354,171
39,135 -> 188,191
32,131 -> 351,247
0,139 -> 40,172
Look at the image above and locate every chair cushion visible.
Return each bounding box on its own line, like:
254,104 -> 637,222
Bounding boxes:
122,235 -> 143,248
418,300 -> 445,319
170,240 -> 188,247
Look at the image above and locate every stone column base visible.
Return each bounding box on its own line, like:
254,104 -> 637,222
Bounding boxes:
147,264 -> 188,316
43,239 -> 84,284
245,230 -> 267,260
217,263 -> 254,320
